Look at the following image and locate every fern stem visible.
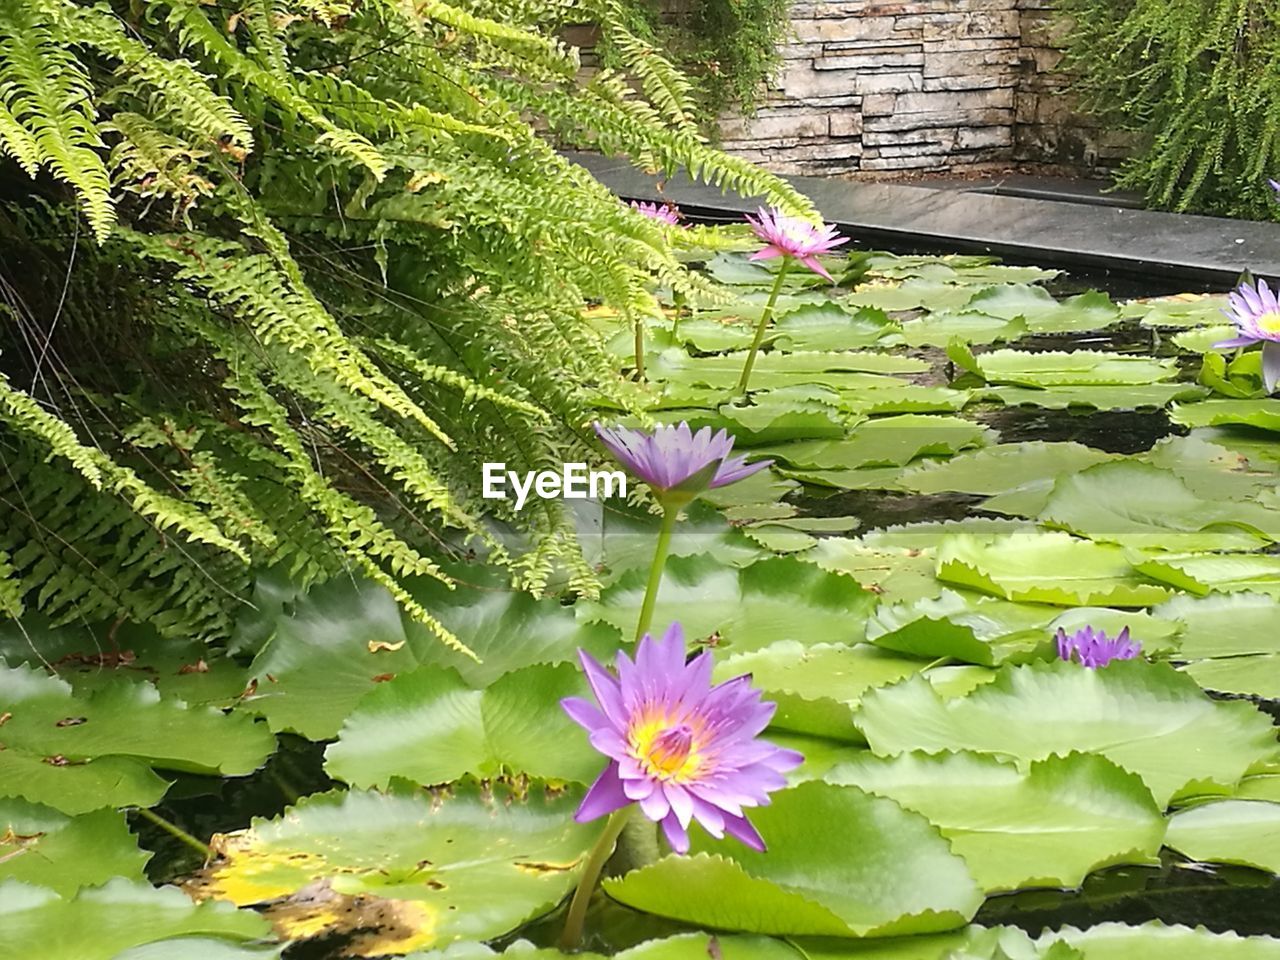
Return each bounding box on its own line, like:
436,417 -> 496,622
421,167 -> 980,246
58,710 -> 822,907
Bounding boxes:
735,257 -> 791,396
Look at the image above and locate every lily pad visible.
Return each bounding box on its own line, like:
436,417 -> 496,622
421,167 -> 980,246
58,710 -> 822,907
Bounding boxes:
189,782 -> 594,956
827,751 -> 1166,892
1181,656 -> 1280,699
936,533 -> 1171,607
1170,400 -> 1280,433
0,664 -> 274,813
847,280 -> 981,313
712,641 -> 927,739
1039,461 -> 1280,551
773,304 -> 897,351
899,312 -> 1029,348
1153,593 -> 1278,658
579,554 -> 875,653
604,781 -> 983,937
1134,555 -> 1280,596
0,799 -> 150,894
763,416 -> 993,471
856,660 -> 1278,806
982,383 -> 1208,411
0,879 -> 270,960
1048,921 -> 1280,959
961,287 -> 1119,334
244,575 -> 616,739
950,345 -> 1175,387
898,443 -> 1118,515
803,538 -> 942,605
324,663 -> 601,788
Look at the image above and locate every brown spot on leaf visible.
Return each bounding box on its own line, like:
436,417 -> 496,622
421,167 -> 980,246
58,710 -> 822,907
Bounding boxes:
371,673 -> 396,683
55,717 -> 87,727
178,659 -> 210,675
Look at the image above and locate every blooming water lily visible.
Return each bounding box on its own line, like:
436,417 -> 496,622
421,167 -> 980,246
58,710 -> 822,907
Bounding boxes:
736,206 -> 848,395
594,421 -> 771,639
1214,278 -> 1280,392
1056,625 -> 1142,668
558,622 -> 801,946
630,200 -> 681,225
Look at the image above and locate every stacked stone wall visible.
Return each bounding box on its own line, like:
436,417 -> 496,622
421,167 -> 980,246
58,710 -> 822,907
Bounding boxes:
711,0 -> 1122,177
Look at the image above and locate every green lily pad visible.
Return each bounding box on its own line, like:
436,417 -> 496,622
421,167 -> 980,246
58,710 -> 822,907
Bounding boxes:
827,751 -> 1166,892
961,287 -> 1119,334
1170,400 -> 1280,433
855,660 -> 1277,806
838,384 -> 974,416
1181,656 -> 1280,699
1154,593 -> 1278,658
0,879 -> 270,960
244,575 -> 616,739
579,554 -> 875,653
899,443 -> 1117,515
950,346 -> 1175,387
713,641 -> 927,739
1039,461 -> 1280,551
1134,555 -> 1280,596
572,500 -> 762,581
0,800 -> 149,894
324,663 -> 600,788
604,781 -> 983,937
1129,294 -> 1230,328
190,782 -> 594,955
1047,921 -> 1280,958
773,304 -> 896,351
763,416 -> 993,471
847,280 -> 982,313
803,538 -> 942,605
0,664 -> 273,813
0,619 -> 248,706
936,533 -> 1171,607
899,312 -> 1029,348
982,383 -> 1208,411
113,942 -> 283,960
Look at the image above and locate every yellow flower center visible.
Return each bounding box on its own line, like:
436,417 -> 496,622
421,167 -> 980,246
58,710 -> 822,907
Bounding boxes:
1258,311 -> 1280,335
629,713 -> 702,782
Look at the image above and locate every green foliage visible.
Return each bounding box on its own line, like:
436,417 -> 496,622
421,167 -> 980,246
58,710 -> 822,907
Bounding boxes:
601,0 -> 792,118
1058,0 -> 1280,215
0,0 -> 809,643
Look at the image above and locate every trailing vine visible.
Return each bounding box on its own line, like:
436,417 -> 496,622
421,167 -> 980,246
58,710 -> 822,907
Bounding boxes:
1059,0 -> 1280,216
0,0 -> 811,646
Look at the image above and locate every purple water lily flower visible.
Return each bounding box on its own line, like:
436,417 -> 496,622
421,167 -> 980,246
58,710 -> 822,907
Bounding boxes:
594,421 -> 771,503
562,622 -> 803,852
1214,278 -> 1280,392
630,200 -> 681,225
1269,178 -> 1280,199
746,206 -> 848,281
1056,625 -> 1142,669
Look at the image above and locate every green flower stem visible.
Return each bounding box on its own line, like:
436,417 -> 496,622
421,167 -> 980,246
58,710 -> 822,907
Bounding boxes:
735,256 -> 792,396
558,807 -> 634,950
132,806 -> 212,859
635,504 -> 679,642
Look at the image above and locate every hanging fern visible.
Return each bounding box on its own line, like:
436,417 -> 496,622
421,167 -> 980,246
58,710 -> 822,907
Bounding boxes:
1059,0 -> 1280,216
0,0 -> 801,647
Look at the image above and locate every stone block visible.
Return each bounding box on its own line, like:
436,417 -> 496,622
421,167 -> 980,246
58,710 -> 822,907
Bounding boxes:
719,112 -> 829,141
829,112 -> 865,137
856,71 -> 925,94
814,49 -> 925,71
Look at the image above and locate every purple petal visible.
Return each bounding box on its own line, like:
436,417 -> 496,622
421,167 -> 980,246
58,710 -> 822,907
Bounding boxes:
561,696 -> 607,733
799,256 -> 835,282
1264,341 -> 1280,393
1214,336 -> 1262,349
576,763 -> 630,822
579,650 -> 626,727
661,813 -> 690,853
722,813 -> 767,852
